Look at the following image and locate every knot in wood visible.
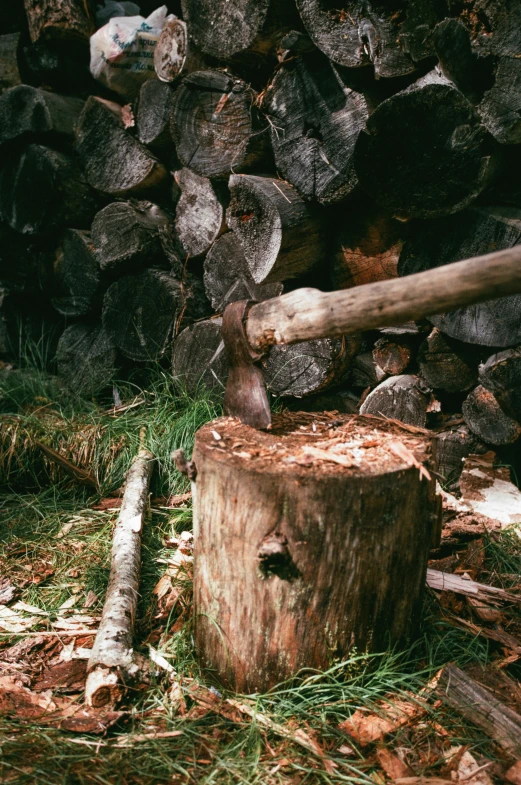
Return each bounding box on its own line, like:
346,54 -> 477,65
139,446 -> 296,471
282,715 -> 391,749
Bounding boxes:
257,533 -> 299,581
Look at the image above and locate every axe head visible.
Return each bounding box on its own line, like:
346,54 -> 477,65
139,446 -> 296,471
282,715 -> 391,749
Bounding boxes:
222,300 -> 272,430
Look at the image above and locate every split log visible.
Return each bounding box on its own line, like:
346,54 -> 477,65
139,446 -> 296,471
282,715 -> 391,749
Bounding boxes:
170,70 -> 267,179
174,169 -> 227,259
373,336 -> 416,376
354,73 -> 493,219
359,375 -> 431,428
51,230 -> 100,317
437,665 -> 521,758
0,144 -> 96,235
261,53 -> 368,204
102,268 -> 207,361
226,175 -> 324,284
86,447 -> 155,708
153,15 -> 188,83
350,351 -> 387,389
434,426 -> 487,488
76,96 -> 168,197
172,317 -> 228,393
295,0 -> 441,77
23,0 -> 95,48
0,85 -> 84,146
203,232 -> 282,313
136,79 -> 175,153
399,207 -> 521,347
56,323 -> 118,396
0,33 -> 21,92
462,385 -> 521,446
91,201 -> 172,276
192,413 -> 438,692
417,329 -> 478,393
479,349 -> 521,422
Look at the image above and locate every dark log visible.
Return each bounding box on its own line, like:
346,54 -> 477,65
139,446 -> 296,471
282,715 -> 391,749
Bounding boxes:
135,79 -> 175,153
330,201 -> 403,289
279,29 -> 315,57
417,328 -> 478,393
0,227 -> 51,295
354,73 -> 493,219
174,168 -> 227,259
0,33 -> 21,92
203,232 -> 282,313
170,70 -> 267,179
290,387 -> 360,415
91,200 -> 172,276
261,53 -> 368,204
172,317 -> 228,393
432,18 -> 481,100
295,0 -> 442,78
479,348 -> 521,422
350,351 -> 387,389
153,15 -> 188,83
192,413 -> 438,692
261,336 -> 358,398
373,336 -> 415,376
359,374 -> 431,427
434,426 -> 487,488
51,229 -> 100,317
102,268 -> 208,361
462,385 -> 521,446
76,96 -> 168,197
478,58 -> 521,145
0,144 -> 96,235
0,85 -> 84,146
23,0 -> 95,48
399,206 -> 521,347
56,323 -> 118,396
226,175 -> 324,284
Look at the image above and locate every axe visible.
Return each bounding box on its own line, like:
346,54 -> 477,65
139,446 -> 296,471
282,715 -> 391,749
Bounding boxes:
221,245 -> 521,429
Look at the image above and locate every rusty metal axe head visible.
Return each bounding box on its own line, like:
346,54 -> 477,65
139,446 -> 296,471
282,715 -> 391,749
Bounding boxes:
222,300 -> 272,430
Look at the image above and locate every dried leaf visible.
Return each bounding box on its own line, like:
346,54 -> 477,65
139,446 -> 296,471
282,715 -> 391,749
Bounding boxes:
376,747 -> 412,779
0,577 -> 18,605
506,761 -> 521,785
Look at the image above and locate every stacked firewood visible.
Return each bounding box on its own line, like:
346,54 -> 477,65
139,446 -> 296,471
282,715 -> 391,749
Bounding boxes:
1,0 -> 521,482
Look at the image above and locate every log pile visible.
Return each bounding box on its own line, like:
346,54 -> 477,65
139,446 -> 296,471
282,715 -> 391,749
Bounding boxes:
1,0 -> 521,482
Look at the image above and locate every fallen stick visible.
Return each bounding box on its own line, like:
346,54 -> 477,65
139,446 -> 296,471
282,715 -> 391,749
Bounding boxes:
426,569 -> 521,605
85,447 -> 155,708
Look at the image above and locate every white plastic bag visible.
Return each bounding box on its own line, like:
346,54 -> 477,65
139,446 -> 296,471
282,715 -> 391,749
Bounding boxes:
90,6 -> 168,98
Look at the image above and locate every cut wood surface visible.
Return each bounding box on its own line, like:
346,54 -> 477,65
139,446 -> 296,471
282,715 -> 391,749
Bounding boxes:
359,375 -> 431,428
56,323 -> 118,396
462,385 -> 521,446
23,0 -> 95,47
153,15 -> 188,83
434,426 -> 487,487
52,229 -> 100,317
86,447 -> 155,708
172,317 -> 228,393
174,169 -> 226,259
0,85 -> 84,145
136,79 -> 175,152
417,329 -> 478,393
479,348 -> 521,422
373,336 -> 415,377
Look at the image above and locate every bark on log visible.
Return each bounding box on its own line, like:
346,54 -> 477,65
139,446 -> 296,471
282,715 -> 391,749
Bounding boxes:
203,232 -> 282,313
226,175 -> 324,284
91,201 -> 173,276
417,328 -> 479,393
373,335 -> 415,376
359,375 -> 431,427
437,664 -> 521,758
192,413 -> 438,692
0,143 -> 96,235
172,317 -> 228,393
261,53 -> 368,203
0,33 -> 21,92
479,348 -> 521,422
76,96 -> 168,197
136,79 -> 175,153
354,74 -> 493,219
170,70 -> 267,179
51,229 -> 100,317
86,447 -> 155,708
23,0 -> 95,48
399,207 -> 521,347
295,0 -> 442,77
462,385 -> 521,446
0,85 -> 84,146
174,169 -> 227,259
434,426 -> 487,488
56,323 -> 118,396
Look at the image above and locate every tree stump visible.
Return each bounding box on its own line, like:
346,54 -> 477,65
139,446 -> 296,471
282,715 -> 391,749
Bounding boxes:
192,412 -> 438,693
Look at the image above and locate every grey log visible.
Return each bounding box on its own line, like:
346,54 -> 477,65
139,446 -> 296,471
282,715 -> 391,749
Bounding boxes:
462,385 -> 521,445
172,317 -> 228,393
135,79 -> 175,153
56,323 -> 118,397
174,168 -> 227,259
0,85 -> 84,146
51,229 -> 100,317
359,375 -> 431,428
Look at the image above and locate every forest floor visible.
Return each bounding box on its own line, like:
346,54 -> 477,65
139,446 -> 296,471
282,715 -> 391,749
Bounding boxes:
1,364 -> 521,784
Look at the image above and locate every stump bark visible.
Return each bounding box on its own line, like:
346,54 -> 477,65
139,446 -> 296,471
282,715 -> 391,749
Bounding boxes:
192,412 -> 438,692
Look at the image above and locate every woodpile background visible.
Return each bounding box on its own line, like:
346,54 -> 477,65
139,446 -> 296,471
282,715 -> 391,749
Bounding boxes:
1,0 -> 521,486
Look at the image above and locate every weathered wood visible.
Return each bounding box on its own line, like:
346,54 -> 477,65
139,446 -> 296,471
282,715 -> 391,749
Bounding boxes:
463,385 -> 521,446
354,73 -> 493,219
153,15 -> 188,83
0,85 -> 84,146
226,175 -> 324,284
417,329 -> 478,393
56,323 -> 118,396
261,52 -> 368,204
203,233 -> 282,313
437,665 -> 521,758
91,200 -> 172,276
479,58 -> 521,145
0,144 -> 96,235
192,413 -> 438,692
399,207 -> 521,347
373,336 -> 415,376
86,447 -> 155,708
479,348 -> 521,422
359,375 -> 431,427
434,426 -> 487,488
174,169 -> 227,259
351,351 -> 387,389
76,96 -> 168,197
433,18 -> 481,100
172,317 -> 228,393
51,229 -> 100,317
0,33 -> 21,92
23,0 -> 95,47
136,79 -> 175,152
170,70 -> 266,179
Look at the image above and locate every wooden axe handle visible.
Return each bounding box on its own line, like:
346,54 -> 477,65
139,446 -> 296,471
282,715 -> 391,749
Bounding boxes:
245,246 -> 521,353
